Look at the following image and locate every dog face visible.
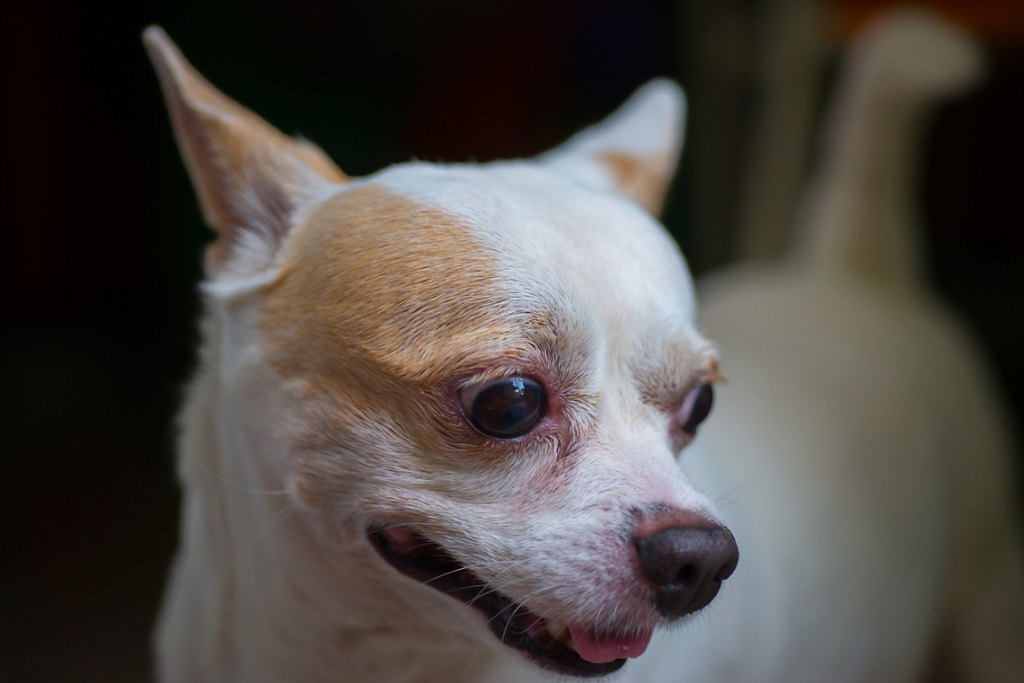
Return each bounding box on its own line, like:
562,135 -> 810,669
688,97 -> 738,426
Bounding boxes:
147,27 -> 736,678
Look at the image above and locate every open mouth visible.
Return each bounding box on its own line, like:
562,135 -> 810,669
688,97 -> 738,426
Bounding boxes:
369,526 -> 652,677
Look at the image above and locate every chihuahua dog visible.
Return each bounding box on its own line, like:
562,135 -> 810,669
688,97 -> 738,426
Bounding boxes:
145,27 -> 735,682
146,12 -> 1023,682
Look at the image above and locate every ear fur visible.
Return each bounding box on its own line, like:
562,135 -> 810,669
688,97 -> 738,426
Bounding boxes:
540,79 -> 686,216
143,26 -> 347,277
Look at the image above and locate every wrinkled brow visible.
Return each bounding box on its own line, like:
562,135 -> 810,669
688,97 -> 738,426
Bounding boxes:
632,337 -> 721,411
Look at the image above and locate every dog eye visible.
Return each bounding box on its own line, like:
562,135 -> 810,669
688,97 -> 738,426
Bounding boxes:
678,384 -> 714,435
461,376 -> 546,439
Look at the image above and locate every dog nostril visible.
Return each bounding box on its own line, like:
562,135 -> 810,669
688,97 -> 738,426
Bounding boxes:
674,563 -> 698,585
635,525 -> 738,618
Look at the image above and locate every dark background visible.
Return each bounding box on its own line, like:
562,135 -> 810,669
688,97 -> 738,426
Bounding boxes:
1,1 -> 1021,681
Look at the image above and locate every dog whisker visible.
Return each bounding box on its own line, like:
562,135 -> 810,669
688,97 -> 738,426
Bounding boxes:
189,457 -> 290,496
447,567 -> 534,636
244,501 -> 300,548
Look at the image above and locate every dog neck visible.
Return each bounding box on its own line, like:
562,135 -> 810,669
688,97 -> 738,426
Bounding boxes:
156,309 -> 503,683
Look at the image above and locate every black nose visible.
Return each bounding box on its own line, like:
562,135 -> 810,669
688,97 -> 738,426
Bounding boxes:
635,525 -> 739,618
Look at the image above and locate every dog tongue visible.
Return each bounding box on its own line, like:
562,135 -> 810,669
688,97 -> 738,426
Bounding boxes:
568,625 -> 653,664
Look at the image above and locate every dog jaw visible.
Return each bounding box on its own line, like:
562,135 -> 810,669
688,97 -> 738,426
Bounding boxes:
147,25 -> 734,681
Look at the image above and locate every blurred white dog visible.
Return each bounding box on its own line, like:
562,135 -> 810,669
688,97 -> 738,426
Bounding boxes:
671,10 -> 1024,682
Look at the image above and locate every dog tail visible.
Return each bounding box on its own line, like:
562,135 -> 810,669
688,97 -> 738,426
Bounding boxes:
790,9 -> 984,286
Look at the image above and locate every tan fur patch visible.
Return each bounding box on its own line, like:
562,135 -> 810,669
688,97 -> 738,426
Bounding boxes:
598,151 -> 671,215
257,185 -> 524,468
259,185 -> 523,388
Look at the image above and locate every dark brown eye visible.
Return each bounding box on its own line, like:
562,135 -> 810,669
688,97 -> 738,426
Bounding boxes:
461,376 -> 545,439
679,384 -> 714,435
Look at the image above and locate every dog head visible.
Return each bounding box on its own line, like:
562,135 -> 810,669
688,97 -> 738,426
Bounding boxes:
147,27 -> 737,678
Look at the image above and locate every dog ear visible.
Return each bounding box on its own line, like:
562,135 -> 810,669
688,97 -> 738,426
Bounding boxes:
539,80 -> 685,216
143,26 -> 347,277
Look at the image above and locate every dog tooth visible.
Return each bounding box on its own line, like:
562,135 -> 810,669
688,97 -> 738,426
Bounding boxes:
545,620 -> 568,641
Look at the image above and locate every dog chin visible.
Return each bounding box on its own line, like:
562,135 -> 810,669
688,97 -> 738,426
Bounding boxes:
368,525 -> 656,678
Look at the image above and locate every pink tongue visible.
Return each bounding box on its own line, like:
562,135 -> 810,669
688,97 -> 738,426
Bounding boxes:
567,625 -> 653,664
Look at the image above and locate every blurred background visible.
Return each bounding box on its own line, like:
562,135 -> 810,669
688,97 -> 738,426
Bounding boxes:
1,0 -> 1021,680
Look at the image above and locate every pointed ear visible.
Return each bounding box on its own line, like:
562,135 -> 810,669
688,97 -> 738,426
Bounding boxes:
143,26 -> 347,277
539,79 -> 686,216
